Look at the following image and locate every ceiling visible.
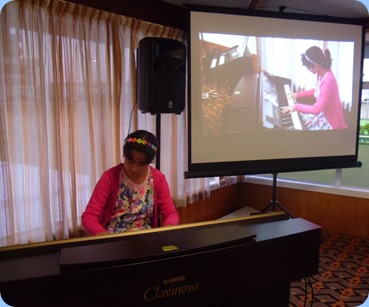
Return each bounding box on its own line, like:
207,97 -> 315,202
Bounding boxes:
161,0 -> 369,18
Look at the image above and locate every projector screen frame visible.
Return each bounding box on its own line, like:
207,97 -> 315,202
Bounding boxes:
185,5 -> 366,179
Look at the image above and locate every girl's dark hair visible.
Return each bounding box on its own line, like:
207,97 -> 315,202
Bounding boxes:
123,130 -> 158,164
301,46 -> 332,70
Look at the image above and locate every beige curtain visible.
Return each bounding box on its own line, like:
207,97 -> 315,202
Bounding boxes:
0,0 -> 209,247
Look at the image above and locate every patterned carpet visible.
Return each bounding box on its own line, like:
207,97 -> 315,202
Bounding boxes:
290,231 -> 369,307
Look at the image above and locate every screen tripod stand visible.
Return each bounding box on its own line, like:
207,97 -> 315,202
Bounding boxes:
261,173 -> 294,218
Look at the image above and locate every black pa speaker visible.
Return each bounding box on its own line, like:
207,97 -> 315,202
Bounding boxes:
137,37 -> 186,115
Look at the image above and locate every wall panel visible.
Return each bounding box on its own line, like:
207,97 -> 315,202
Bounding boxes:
178,182 -> 369,239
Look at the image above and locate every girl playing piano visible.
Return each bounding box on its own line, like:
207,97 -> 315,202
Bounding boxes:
82,130 -> 179,235
281,46 -> 347,130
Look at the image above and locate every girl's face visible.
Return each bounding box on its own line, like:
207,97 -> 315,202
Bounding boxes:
307,65 -> 318,74
307,64 -> 324,75
123,149 -> 149,182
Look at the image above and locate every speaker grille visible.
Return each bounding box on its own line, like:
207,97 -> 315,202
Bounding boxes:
153,70 -> 185,114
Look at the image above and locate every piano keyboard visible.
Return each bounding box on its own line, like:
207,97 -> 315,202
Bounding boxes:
283,84 -> 303,130
260,72 -> 305,130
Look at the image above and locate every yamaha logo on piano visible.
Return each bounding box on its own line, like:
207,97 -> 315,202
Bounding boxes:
143,275 -> 200,302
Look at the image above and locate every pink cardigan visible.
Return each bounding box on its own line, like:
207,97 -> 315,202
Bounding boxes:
82,164 -> 179,235
295,70 -> 347,129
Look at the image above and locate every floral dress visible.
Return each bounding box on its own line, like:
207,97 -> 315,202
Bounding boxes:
105,166 -> 154,233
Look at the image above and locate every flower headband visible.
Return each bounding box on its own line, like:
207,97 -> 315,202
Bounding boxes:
126,137 -> 157,152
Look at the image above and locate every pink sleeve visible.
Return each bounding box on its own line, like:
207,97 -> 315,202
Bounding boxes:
81,169 -> 117,235
296,88 -> 315,99
295,80 -> 331,114
154,170 -> 180,226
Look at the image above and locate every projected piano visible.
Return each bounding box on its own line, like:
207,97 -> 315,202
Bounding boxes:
0,213 -> 321,307
260,73 -> 305,130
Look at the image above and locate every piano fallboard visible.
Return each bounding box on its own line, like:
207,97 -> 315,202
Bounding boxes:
0,213 -> 321,307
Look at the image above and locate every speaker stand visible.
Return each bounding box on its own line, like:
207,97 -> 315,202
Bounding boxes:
155,113 -> 161,226
155,113 -> 161,170
261,173 -> 294,218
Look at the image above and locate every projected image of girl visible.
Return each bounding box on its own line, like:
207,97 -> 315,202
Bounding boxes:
281,46 -> 348,130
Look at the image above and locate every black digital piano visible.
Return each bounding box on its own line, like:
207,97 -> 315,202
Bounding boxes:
0,212 -> 321,307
